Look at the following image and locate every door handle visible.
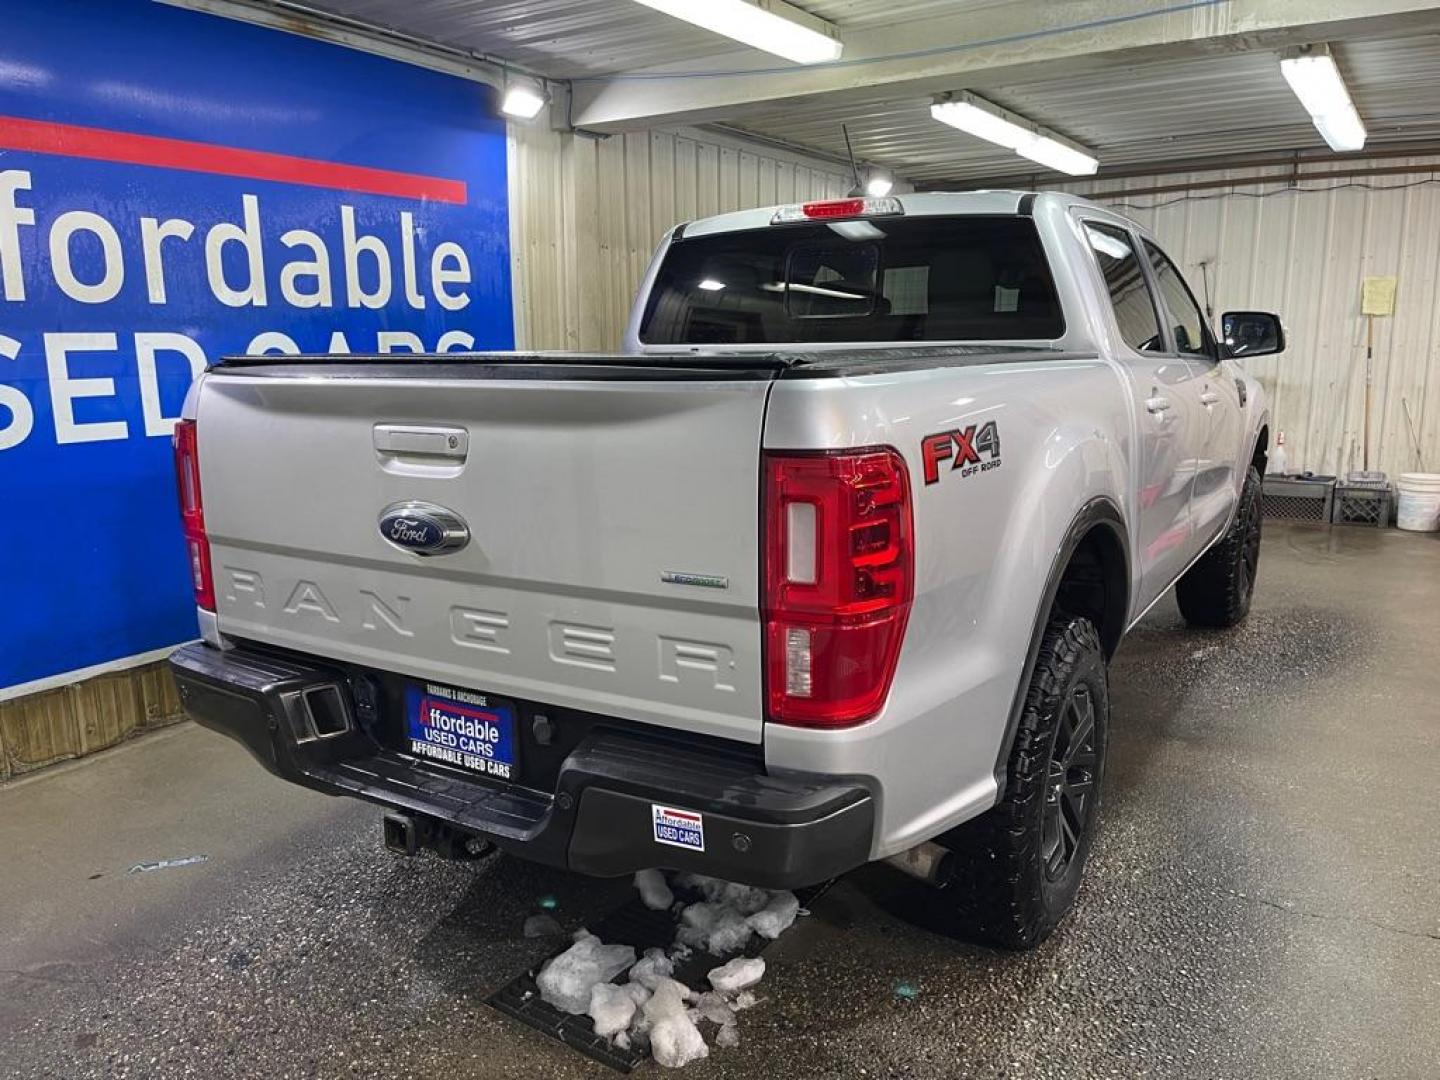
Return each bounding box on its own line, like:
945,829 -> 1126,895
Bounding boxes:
1145,395 -> 1172,415
373,424 -> 469,460
373,423 -> 469,478
1199,391 -> 1220,406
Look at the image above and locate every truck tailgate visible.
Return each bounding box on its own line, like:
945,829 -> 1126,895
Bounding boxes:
194,360 -> 774,744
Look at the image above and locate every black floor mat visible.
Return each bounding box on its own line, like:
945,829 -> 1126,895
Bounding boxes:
489,977 -> 645,1072
487,880 -> 832,1073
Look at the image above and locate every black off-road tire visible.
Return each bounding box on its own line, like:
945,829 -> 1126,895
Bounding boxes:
939,614 -> 1109,949
1176,465 -> 1262,628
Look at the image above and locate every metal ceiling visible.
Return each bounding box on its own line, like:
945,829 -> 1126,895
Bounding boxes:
300,0 -> 1019,78
720,33 -> 1440,186
215,1 -> 1440,186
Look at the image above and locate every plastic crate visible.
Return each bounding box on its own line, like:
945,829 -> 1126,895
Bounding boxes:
1331,482 -> 1392,526
1262,476 -> 1334,523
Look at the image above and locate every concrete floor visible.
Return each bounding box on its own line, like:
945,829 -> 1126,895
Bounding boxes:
2,522 -> 1437,1079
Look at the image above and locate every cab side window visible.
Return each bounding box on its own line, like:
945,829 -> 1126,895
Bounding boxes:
1143,241 -> 1214,359
1083,222 -> 1163,354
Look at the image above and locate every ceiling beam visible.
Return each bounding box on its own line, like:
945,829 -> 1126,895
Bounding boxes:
1083,159 -> 1440,199
572,0 -> 1440,132
928,140 -> 1440,192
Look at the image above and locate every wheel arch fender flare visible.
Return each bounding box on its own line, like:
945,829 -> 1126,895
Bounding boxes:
991,496 -> 1129,797
1248,409 -> 1272,474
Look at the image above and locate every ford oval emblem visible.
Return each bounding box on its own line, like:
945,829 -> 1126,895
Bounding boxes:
378,501 -> 469,557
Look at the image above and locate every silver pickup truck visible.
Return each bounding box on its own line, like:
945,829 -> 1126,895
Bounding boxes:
169,191 -> 1283,948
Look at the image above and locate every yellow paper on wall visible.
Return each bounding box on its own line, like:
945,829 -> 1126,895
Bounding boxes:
1361,275 -> 1397,316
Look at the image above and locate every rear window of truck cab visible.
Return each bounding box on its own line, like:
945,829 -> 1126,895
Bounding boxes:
639,216 -> 1064,345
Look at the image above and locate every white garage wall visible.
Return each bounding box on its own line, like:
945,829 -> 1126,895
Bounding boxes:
507,122 -> 852,351
1065,158 -> 1440,480
508,132 -> 1439,481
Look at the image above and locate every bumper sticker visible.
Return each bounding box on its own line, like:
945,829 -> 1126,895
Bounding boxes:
652,804 -> 705,852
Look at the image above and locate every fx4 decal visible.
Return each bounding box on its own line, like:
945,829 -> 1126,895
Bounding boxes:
921,420 -> 1002,485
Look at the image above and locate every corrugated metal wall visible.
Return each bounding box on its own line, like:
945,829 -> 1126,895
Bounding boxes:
509,129 -> 1439,481
508,122 -> 852,351
1065,158 -> 1440,480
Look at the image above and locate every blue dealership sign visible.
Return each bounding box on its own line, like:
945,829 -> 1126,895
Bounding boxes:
0,0 -> 513,692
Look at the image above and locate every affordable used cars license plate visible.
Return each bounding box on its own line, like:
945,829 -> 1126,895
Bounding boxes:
404,682 -> 516,781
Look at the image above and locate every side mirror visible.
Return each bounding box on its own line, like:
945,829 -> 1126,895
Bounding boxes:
1221,311 -> 1285,358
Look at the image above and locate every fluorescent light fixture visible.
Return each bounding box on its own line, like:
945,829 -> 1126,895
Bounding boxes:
930,97 -> 1032,151
1023,136 -> 1099,176
631,0 -> 842,65
865,174 -> 894,197
1312,109 -> 1366,153
1280,46 -> 1366,152
501,81 -> 547,120
697,278 -> 727,291
930,91 -> 1099,176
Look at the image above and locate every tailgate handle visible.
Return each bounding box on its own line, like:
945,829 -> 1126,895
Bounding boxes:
373,424 -> 469,461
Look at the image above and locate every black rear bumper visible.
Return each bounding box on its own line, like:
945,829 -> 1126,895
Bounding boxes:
169,642 -> 874,890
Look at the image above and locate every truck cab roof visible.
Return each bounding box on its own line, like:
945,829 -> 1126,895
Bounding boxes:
678,190 -> 1141,240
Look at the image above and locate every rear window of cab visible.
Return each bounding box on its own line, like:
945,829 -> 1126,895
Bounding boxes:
639,216 -> 1065,345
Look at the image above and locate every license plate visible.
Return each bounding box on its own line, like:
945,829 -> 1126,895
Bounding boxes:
404,682 -> 516,781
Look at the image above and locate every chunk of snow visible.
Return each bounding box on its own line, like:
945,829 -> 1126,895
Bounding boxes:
674,903 -> 715,951
644,978 -> 708,1069
634,869 -> 674,911
725,883 -> 772,915
674,872 -> 714,893
643,977 -> 695,1017
708,907 -> 756,954
692,990 -> 736,1027
536,931 -> 637,1015
537,876 -> 788,1065
628,947 -> 675,990
679,900 -> 717,933
623,981 -> 652,1007
522,913 -> 563,938
676,901 -> 754,955
673,878 -> 803,954
588,982 -> 640,1038
708,957 -> 765,994
747,891 -> 799,940
651,1014 -> 707,1068
678,874 -> 771,915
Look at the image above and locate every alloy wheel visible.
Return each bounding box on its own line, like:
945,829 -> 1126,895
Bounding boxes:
1239,493 -> 1261,598
1042,685 -> 1099,882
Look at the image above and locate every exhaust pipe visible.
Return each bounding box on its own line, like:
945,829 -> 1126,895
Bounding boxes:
884,840 -> 953,886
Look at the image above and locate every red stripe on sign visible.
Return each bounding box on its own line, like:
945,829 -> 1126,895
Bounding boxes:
0,114 -> 468,205
663,809 -> 702,822
422,697 -> 501,724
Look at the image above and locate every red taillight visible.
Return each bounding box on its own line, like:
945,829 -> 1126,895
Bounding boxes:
173,419 -> 215,612
802,198 -> 866,219
772,197 -> 904,225
763,447 -> 913,728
